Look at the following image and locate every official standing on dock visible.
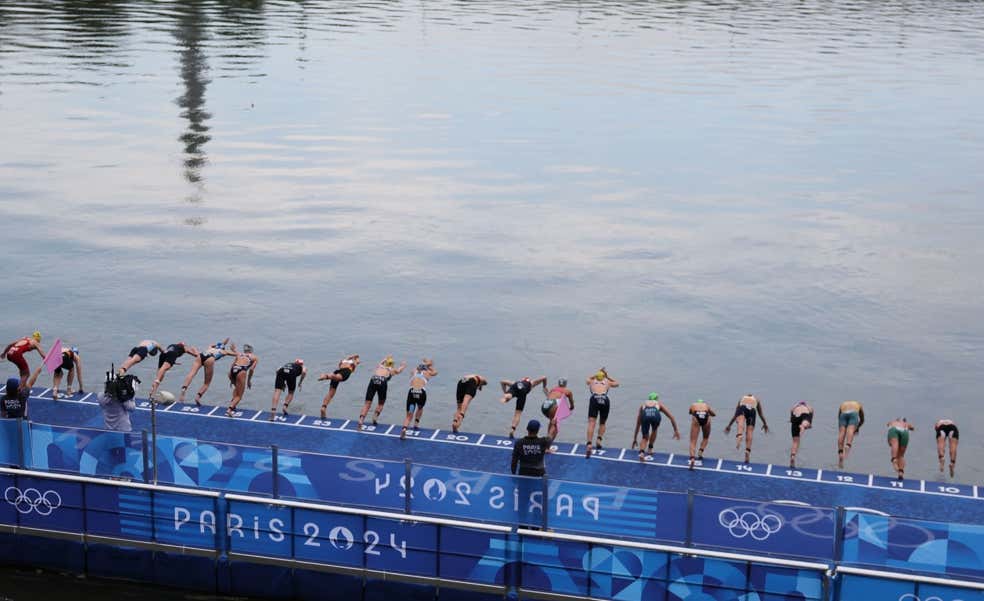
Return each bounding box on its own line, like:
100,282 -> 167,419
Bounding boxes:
511,419 -> 555,477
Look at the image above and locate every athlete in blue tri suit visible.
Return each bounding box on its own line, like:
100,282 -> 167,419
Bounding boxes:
631,393 -> 680,460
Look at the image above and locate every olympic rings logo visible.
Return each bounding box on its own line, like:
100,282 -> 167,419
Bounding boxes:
718,508 -> 783,540
4,486 -> 62,516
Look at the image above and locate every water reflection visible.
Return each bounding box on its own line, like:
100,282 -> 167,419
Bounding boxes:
174,1 -> 211,195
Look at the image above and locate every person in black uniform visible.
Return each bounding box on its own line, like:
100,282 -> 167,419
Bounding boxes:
2,366 -> 43,419
270,359 -> 307,420
510,419 -> 555,477
500,376 -> 548,438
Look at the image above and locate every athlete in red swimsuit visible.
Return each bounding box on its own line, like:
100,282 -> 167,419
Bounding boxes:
2,332 -> 44,381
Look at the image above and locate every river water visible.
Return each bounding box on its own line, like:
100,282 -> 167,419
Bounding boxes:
2,0 -> 983,494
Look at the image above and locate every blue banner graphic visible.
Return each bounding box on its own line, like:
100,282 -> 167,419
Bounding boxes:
279,450 -> 406,512
841,510 -> 984,580
29,423 -> 143,479
691,495 -> 836,560
409,464 -> 538,525
548,479 -> 687,543
153,435 -> 274,494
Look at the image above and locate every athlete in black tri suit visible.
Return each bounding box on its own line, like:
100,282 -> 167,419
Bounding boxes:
585,369 -> 619,457
789,401 -> 814,468
934,418 -> 959,478
51,345 -> 84,400
151,342 -> 200,398
631,393 -> 680,460
453,373 -> 487,433
401,359 -> 438,439
270,359 -> 307,420
226,345 -> 258,416
510,419 -> 556,477
500,375 -> 548,438
724,394 -> 769,464
318,354 -> 360,419
687,399 -> 716,470
358,356 -> 406,429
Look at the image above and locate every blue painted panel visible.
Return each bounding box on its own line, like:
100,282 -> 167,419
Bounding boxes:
585,544 -> 672,600
748,563 -> 824,600
691,495 -> 835,560
838,573 -> 912,601
918,582 -> 984,600
842,511 -> 984,579
521,537 -> 590,596
438,526 -> 508,585
0,419 -> 20,466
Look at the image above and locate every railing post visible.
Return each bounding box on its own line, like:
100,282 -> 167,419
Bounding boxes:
16,417 -> 25,468
541,476 -> 549,530
151,399 -> 158,485
834,506 -> 845,562
404,459 -> 412,514
685,488 -> 695,546
141,429 -> 150,482
271,445 -> 279,499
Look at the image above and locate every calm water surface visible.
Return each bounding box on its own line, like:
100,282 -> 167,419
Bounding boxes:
2,0 -> 984,489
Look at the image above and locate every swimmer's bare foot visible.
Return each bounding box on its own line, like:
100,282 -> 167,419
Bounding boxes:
939,454 -> 945,473
400,426 -> 407,440
689,456 -> 695,470
320,406 -> 327,420
585,442 -> 593,458
949,461 -> 955,478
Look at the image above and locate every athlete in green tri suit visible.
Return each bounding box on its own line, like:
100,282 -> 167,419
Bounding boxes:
886,417 -> 915,480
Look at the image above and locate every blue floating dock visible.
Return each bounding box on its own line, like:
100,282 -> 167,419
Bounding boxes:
20,387 -> 982,523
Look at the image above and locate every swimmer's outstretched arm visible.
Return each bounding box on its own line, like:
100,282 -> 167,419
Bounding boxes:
757,401 -> 769,432
723,404 -> 740,431
500,380 -> 513,392
607,377 -> 620,388
531,376 -> 548,392
74,353 -> 84,392
661,405 -> 681,439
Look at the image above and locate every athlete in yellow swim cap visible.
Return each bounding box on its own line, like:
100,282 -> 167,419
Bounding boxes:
585,368 -> 619,457
358,355 -> 406,429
